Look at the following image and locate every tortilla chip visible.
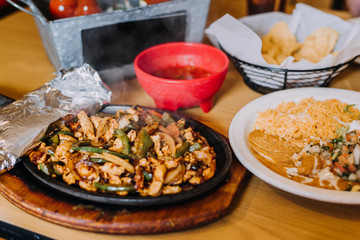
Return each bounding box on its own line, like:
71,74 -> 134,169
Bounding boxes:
266,21 -> 297,43
261,22 -> 339,65
293,44 -> 320,63
261,21 -> 301,65
294,27 -> 339,63
263,53 -> 278,65
310,27 -> 339,57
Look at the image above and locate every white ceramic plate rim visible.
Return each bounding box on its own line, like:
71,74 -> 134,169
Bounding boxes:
229,87 -> 360,204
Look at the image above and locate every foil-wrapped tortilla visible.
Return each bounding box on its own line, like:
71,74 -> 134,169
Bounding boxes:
0,64 -> 112,173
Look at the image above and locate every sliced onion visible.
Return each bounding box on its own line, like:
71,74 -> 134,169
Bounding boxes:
157,133 -> 176,158
92,152 -> 134,173
164,163 -> 185,184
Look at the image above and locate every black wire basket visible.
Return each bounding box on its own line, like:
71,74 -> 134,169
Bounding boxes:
223,48 -> 358,94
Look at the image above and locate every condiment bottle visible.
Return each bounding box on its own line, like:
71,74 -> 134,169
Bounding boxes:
49,0 -> 77,19
74,0 -> 102,16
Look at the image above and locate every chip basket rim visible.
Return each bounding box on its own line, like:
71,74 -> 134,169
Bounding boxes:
219,45 -> 359,94
220,45 -> 358,73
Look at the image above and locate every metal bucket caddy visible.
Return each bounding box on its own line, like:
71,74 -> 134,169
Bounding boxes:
6,0 -> 210,72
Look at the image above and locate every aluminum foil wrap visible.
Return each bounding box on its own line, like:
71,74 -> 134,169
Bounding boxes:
0,64 -> 112,173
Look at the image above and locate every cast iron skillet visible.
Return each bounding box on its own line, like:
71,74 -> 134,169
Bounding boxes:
23,105 -> 232,207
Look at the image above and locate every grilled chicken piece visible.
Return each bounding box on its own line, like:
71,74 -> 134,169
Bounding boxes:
77,111 -> 95,140
148,164 -> 166,196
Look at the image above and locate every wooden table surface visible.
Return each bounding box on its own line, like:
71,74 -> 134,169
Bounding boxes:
1,1 -> 360,239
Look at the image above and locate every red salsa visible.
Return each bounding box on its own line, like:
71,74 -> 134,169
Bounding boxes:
151,65 -> 213,80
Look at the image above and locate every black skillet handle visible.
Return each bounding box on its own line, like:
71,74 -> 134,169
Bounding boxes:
0,220 -> 53,240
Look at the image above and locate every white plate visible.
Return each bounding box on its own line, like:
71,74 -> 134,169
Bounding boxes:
229,87 -> 360,204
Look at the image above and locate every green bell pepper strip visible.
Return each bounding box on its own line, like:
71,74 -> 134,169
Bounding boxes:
176,119 -> 186,130
72,140 -> 91,147
38,162 -> 50,175
175,142 -> 190,158
160,112 -> 175,127
95,182 -> 135,192
114,129 -> 131,154
51,163 -> 62,176
122,123 -> 139,132
136,129 -> 153,158
143,171 -> 153,181
56,130 -> 73,136
89,158 -> 109,164
151,115 -> 161,122
47,149 -> 55,157
49,130 -> 74,147
39,161 -> 61,176
50,134 -> 59,147
71,146 -> 132,160
189,142 -> 202,152
116,112 -> 130,118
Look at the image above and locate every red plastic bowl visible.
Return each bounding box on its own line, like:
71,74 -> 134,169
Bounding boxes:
134,42 -> 229,113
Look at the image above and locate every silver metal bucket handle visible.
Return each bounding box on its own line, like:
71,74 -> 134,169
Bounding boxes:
6,0 -> 42,20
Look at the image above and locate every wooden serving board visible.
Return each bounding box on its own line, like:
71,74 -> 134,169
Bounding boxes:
0,149 -> 248,234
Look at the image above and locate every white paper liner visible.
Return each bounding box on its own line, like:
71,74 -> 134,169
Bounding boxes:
205,3 -> 360,71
